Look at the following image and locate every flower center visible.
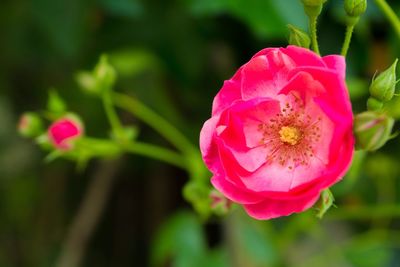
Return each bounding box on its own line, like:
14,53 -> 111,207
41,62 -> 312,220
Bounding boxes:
256,96 -> 323,170
279,126 -> 301,145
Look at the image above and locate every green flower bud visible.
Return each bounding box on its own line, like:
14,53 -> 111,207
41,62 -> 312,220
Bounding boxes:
94,55 -> 116,93
354,111 -> 395,151
369,59 -> 398,102
315,189 -> 335,219
18,112 -> 43,138
301,0 -> 327,7
367,97 -> 383,111
75,71 -> 97,95
301,0 -> 327,17
76,55 -> 117,95
344,0 -> 367,17
287,24 -> 311,49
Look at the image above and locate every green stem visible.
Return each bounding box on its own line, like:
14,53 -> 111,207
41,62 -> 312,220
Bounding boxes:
374,0 -> 400,40
123,142 -> 188,170
79,137 -> 187,170
102,92 -> 124,139
341,24 -> 355,57
309,16 -> 320,55
112,93 -> 196,156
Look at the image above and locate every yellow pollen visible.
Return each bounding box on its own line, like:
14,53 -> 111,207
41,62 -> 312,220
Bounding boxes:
279,126 -> 301,145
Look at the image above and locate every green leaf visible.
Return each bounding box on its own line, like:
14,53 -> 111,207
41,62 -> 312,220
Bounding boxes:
229,211 -> 277,266
99,0 -> 143,18
109,49 -> 160,77
47,90 -> 67,115
151,211 -> 207,267
186,0 -> 307,39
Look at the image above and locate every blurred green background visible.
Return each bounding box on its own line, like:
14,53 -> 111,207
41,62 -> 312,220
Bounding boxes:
2,0 -> 400,266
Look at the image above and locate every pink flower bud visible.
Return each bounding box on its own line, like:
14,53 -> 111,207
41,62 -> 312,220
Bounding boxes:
18,112 -> 43,138
48,116 -> 83,151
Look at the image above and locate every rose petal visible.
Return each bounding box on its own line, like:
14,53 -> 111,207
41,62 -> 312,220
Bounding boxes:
243,191 -> 320,220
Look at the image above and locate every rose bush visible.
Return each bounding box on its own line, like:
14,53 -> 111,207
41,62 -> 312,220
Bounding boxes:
200,45 -> 354,219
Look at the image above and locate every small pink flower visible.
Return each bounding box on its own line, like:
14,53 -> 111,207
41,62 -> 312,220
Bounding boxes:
48,117 -> 83,151
200,46 -> 354,220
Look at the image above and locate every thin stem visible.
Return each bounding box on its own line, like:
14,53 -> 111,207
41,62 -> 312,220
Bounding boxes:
123,142 -> 188,170
78,137 -> 187,170
374,0 -> 400,40
102,92 -> 124,139
309,17 -> 320,55
112,93 -> 196,156
341,24 -> 355,57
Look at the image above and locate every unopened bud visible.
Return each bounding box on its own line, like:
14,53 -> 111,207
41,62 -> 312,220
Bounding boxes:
367,97 -> 383,111
301,0 -> 327,6
369,59 -> 398,102
287,24 -> 311,49
301,0 -> 327,17
47,114 -> 84,151
344,0 -> 367,17
75,71 -> 97,94
315,189 -> 335,219
354,111 -> 394,151
76,55 -> 117,95
94,55 -> 116,92
18,112 -> 43,138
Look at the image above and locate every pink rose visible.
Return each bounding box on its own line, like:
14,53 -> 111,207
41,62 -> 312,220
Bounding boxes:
200,46 -> 354,220
48,117 -> 83,151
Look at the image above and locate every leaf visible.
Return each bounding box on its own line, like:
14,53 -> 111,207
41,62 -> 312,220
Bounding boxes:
151,211 -> 207,267
185,0 -> 307,39
109,49 -> 161,77
99,0 -> 143,18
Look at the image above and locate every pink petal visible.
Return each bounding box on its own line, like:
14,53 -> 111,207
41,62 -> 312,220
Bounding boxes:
199,115 -> 222,173
282,46 -> 327,68
211,173 -> 265,204
243,191 -> 320,220
241,50 -> 296,100
322,55 -> 346,78
212,79 -> 242,116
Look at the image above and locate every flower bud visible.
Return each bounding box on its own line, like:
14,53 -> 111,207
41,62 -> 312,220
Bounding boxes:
344,0 -> 367,17
301,0 -> 327,6
354,111 -> 394,151
301,0 -> 327,17
18,112 -> 43,138
76,55 -> 117,95
287,24 -> 311,49
48,114 -> 84,151
75,71 -> 97,95
366,97 -> 383,111
315,189 -> 334,219
369,59 -> 398,102
94,55 -> 116,92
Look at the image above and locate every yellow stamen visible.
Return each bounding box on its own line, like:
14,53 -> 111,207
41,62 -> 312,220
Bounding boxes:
279,126 -> 301,145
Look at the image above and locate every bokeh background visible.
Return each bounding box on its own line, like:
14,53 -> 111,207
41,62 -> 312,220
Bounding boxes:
2,0 -> 400,266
